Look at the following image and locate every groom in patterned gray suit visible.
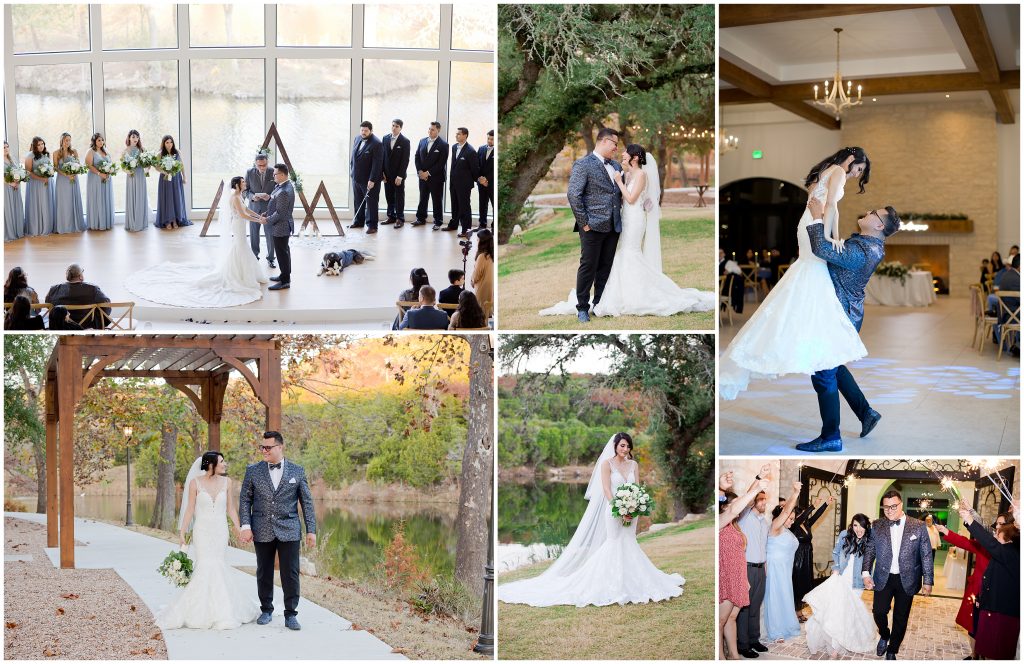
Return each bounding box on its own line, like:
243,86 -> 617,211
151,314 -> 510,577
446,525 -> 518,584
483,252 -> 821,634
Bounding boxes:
239,431 -> 316,631
566,127 -> 623,323
861,489 -> 933,660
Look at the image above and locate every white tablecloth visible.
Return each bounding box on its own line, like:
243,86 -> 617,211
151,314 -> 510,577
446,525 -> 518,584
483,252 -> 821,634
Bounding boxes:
865,271 -> 936,307
943,550 -> 967,591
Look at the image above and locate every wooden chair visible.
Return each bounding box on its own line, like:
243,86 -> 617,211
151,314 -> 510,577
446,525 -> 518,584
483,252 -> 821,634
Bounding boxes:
971,285 -> 998,352
61,302 -> 135,331
739,264 -> 759,303
719,274 -> 734,326
777,263 -> 791,279
995,291 -> 1020,360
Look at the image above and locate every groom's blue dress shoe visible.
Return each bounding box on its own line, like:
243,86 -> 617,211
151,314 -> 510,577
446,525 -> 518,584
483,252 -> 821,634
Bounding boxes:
285,616 -> 301,631
257,611 -> 273,625
577,310 -> 590,323
860,409 -> 881,438
795,437 -> 843,453
876,637 -> 888,657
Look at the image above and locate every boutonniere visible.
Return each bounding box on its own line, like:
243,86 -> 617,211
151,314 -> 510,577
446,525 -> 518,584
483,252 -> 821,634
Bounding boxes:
288,477 -> 296,484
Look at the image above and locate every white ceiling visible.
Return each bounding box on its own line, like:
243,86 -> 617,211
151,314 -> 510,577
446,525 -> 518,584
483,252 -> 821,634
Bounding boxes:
720,5 -> 1020,85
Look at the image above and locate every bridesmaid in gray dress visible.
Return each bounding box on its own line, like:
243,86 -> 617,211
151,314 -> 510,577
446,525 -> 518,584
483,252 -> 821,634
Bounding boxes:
53,132 -> 86,234
4,142 -> 25,242
154,135 -> 190,228
23,136 -> 54,237
122,129 -> 149,232
86,133 -> 115,231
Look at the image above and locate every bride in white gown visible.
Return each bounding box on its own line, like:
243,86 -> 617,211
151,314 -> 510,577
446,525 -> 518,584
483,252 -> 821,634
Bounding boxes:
718,148 -> 871,400
127,176 -> 268,308
497,433 -> 685,607
157,452 -> 261,630
539,147 -> 716,317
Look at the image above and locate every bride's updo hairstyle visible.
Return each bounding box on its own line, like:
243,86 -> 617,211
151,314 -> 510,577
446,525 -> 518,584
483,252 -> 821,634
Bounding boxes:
624,144 -> 647,168
200,451 -> 224,474
804,146 -> 870,194
613,432 -> 634,459
230,176 -> 244,191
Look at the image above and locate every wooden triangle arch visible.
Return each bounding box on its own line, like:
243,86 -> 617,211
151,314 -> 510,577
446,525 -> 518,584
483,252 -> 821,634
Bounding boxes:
201,122 -> 344,236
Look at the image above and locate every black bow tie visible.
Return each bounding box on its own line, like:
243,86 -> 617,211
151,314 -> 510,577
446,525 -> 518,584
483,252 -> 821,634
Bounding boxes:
890,518 -> 901,527
603,158 -> 613,165
269,462 -> 282,470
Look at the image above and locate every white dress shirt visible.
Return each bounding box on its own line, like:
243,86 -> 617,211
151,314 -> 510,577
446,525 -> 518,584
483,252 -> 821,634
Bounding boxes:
889,517 -> 905,573
592,152 -> 617,185
427,138 -> 436,153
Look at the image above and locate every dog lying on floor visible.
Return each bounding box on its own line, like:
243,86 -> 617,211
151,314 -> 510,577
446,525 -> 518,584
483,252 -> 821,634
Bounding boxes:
317,249 -> 373,276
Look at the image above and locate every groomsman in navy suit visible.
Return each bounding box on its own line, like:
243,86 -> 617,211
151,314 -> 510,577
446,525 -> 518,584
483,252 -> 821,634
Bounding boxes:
414,122 -> 449,228
445,127 -> 479,237
476,130 -> 494,229
349,120 -> 384,234
382,118 -> 411,229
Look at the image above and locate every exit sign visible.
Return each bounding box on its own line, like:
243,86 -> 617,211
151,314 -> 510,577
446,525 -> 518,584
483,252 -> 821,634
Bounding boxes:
752,150 -> 763,159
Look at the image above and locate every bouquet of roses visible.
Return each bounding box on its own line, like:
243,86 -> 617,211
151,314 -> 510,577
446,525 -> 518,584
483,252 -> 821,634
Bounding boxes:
58,159 -> 88,181
4,164 -> 29,184
33,161 -> 54,186
157,549 -> 193,587
121,153 -> 142,176
158,156 -> 183,181
96,160 -> 119,178
139,150 -> 161,176
611,482 -> 654,526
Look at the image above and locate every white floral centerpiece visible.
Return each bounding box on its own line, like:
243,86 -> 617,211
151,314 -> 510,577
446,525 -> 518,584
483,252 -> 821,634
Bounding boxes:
611,482 -> 654,526
874,261 -> 910,285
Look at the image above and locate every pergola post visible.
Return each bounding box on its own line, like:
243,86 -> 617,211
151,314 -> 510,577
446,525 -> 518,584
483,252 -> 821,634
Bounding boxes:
44,375 -> 58,548
56,343 -> 82,568
208,373 -> 230,452
266,346 -> 282,432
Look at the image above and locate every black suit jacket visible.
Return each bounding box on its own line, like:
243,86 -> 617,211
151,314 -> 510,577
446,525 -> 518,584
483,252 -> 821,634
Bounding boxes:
350,134 -> 384,185
415,137 -> 449,181
45,281 -> 112,329
382,133 -> 411,180
477,144 -> 494,184
450,142 -> 479,191
399,306 -> 450,330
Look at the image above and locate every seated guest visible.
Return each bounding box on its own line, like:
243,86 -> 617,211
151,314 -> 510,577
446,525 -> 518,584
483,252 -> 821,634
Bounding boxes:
48,305 -> 83,331
981,258 -> 992,285
438,269 -> 465,314
393,267 -> 430,330
45,263 -> 111,329
4,294 -> 45,330
399,286 -> 449,330
719,249 -> 744,314
4,267 -> 39,304
449,291 -> 487,330
992,254 -> 1020,355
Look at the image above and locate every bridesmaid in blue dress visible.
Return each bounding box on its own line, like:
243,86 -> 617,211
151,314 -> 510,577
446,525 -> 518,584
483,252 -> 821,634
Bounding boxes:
86,133 -> 115,231
121,129 -> 149,232
4,142 -> 25,242
763,481 -> 803,642
23,136 -> 54,237
154,134 -> 190,228
53,132 -> 86,233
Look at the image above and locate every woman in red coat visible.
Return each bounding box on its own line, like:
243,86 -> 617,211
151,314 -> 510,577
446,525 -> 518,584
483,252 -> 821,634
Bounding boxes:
937,511 -> 1014,659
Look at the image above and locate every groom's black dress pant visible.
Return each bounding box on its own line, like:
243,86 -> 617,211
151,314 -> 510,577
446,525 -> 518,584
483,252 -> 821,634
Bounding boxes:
811,365 -> 870,440
254,538 -> 301,617
272,235 -> 291,284
576,227 -> 620,312
872,573 -> 914,655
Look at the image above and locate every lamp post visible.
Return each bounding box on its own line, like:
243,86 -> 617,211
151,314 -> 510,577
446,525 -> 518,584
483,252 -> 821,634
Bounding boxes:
123,425 -> 134,526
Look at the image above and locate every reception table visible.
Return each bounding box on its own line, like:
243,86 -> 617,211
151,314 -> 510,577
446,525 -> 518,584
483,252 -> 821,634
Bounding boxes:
865,271 -> 936,307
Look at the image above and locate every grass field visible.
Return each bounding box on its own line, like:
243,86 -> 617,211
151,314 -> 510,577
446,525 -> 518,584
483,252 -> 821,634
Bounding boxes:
498,208 -> 715,330
497,518 -> 715,660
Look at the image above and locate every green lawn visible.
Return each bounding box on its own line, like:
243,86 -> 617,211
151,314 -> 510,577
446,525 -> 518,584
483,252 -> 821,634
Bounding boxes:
498,208 -> 715,330
497,518 -> 715,660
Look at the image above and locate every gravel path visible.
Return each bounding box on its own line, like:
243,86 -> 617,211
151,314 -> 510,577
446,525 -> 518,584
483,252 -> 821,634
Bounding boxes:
4,517 -> 168,660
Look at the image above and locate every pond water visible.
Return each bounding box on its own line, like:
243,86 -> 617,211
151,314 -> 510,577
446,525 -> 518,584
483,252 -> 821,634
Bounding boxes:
73,494 -> 456,582
497,480 -> 589,572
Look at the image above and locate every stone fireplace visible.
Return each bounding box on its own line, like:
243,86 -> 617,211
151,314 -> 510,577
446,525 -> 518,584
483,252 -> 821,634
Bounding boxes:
882,242 -> 950,294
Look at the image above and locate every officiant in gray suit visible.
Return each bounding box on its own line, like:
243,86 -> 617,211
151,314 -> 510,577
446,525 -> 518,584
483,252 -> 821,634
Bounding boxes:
239,431 -> 316,631
243,152 -> 277,268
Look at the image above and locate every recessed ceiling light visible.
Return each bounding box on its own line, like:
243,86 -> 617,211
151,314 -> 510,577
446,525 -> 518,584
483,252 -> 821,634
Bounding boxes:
945,94 -> 950,98
872,97 -> 877,102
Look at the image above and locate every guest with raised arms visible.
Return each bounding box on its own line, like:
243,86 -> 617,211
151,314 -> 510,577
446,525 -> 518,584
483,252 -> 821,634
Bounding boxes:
53,132 -> 86,234
23,136 -> 54,237
382,118 -> 411,229
348,120 -> 384,234
476,129 -> 494,229
4,142 -> 25,242
122,130 -> 149,232
244,152 -> 276,268
415,121 -> 448,229
86,133 -> 115,231
154,134 -> 190,229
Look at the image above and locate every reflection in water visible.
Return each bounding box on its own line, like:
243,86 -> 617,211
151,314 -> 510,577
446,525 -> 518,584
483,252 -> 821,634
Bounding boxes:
74,494 -> 456,582
498,480 -> 588,548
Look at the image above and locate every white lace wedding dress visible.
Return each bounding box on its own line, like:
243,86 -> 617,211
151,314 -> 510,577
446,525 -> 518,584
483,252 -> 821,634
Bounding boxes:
156,477 -> 261,630
718,166 -> 867,399
539,157 -> 715,317
803,560 -> 876,655
126,194 -> 268,307
498,439 -> 684,607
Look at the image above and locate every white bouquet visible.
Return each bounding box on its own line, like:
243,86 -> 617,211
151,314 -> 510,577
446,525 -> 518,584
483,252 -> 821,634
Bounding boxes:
58,159 -> 88,181
159,156 -> 183,181
157,549 -> 193,587
96,160 -> 119,178
5,164 -> 29,184
611,482 -> 654,526
121,153 -> 141,176
33,161 -> 54,186
139,150 -> 161,177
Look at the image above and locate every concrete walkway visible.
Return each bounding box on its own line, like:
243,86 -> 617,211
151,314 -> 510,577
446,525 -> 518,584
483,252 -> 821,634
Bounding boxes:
6,513 -> 404,660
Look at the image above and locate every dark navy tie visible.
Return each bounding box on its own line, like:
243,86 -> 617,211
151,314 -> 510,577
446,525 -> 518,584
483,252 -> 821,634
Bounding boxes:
269,462 -> 282,470
890,518 -> 901,527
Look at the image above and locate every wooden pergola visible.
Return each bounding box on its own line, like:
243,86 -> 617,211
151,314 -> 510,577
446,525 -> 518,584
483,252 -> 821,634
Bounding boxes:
45,335 -> 282,568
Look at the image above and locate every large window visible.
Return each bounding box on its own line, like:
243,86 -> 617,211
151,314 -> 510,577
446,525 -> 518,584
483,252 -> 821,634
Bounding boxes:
5,4 -> 495,221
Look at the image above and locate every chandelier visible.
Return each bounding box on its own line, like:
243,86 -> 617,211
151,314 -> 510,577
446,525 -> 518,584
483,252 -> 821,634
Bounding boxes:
719,129 -> 739,154
812,28 -> 862,119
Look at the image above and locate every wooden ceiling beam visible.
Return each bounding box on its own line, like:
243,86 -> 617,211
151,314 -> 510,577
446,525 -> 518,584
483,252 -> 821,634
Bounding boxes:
774,100 -> 842,130
720,4 -> 940,28
719,58 -> 841,129
988,89 -> 1017,124
950,4 -> 1001,84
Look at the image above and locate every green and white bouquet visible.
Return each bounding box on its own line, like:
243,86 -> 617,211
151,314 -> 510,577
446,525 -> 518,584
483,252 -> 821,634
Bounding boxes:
139,150 -> 161,176
4,164 -> 29,184
874,261 -> 910,285
33,161 -> 54,186
96,160 -> 119,178
158,156 -> 183,181
611,482 -> 654,526
58,159 -> 88,181
121,152 -> 142,176
157,549 -> 193,587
